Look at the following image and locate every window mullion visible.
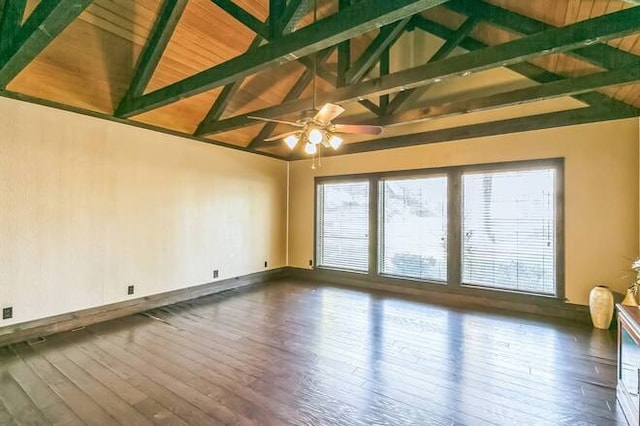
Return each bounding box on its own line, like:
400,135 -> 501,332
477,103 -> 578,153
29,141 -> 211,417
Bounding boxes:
555,163 -> 565,300
369,177 -> 379,276
447,170 -> 462,288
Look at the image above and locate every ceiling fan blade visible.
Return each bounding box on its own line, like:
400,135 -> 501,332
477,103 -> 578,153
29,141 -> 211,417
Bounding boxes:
263,130 -> 301,142
314,103 -> 345,124
332,124 -> 383,135
248,116 -> 303,127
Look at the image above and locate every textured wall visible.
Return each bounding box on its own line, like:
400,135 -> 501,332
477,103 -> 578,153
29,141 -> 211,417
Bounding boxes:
1,96 -> 638,323
288,118 -> 640,306
0,97 -> 287,326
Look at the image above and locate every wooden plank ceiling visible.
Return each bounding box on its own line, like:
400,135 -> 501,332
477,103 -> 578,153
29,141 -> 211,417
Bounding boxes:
1,0 -> 639,160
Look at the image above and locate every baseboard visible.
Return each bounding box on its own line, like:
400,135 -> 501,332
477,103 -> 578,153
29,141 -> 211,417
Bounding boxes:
1,266 -> 592,348
284,267 -> 591,323
0,268 -> 287,348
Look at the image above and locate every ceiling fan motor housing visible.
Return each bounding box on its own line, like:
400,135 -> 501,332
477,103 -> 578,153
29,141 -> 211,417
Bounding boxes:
300,109 -> 318,120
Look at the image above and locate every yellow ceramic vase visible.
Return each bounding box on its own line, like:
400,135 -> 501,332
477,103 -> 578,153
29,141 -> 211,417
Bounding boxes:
589,285 -> 614,329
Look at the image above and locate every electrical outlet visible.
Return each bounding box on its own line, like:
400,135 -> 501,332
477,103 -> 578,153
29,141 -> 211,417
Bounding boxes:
264,261 -> 268,268
127,285 -> 135,295
213,269 -> 219,279
2,307 -> 13,320
309,259 -> 313,266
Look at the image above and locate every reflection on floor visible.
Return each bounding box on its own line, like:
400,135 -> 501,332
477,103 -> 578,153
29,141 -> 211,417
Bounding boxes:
0,280 -> 623,425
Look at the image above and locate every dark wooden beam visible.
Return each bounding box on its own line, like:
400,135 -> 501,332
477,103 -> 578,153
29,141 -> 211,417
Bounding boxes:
195,56 -> 331,139
345,16 -> 410,85
248,47 -> 336,149
351,65 -> 640,128
195,7 -> 640,136
0,0 -> 26,63
302,56 -> 337,84
313,105 -> 640,157
196,76 -> 244,128
249,70 -> 313,149
379,46 -> 390,112
251,46 -> 380,148
0,89 -> 287,160
357,99 -> 382,116
194,37 -> 263,135
425,18 -> 477,63
337,0 -> 351,87
195,0 -> 322,137
196,0 -> 311,136
0,0 -> 92,88
278,0 -> 307,34
346,14 -> 410,116
210,0 -> 269,38
414,17 -> 635,115
119,0 -> 187,101
386,15 -> 478,114
116,0 -> 450,118
269,0 -> 286,38
358,100 -> 382,116
446,0 -> 640,70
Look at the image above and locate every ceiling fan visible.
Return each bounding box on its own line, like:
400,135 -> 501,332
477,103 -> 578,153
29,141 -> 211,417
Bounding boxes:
248,0 -> 383,155
248,104 -> 383,154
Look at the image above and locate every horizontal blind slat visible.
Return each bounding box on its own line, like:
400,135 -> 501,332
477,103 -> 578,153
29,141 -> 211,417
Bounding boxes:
318,182 -> 369,272
462,169 -> 556,294
380,176 -> 448,281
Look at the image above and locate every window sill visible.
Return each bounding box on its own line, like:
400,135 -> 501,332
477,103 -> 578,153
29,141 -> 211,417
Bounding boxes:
378,273 -> 447,286
461,283 -> 559,299
315,265 -> 369,275
309,267 -> 566,305
289,266 -> 582,323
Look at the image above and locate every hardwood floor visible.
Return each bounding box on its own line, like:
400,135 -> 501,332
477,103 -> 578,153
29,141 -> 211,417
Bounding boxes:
0,280 -> 625,425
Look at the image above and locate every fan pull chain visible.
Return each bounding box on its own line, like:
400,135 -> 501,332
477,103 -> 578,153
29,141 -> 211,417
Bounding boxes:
312,0 -> 318,112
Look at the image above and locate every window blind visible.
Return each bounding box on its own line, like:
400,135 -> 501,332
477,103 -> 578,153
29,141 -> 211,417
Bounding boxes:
317,181 -> 369,272
462,168 -> 556,294
380,176 -> 447,281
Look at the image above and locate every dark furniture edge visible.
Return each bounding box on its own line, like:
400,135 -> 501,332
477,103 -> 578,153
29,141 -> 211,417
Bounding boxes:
617,303 -> 640,335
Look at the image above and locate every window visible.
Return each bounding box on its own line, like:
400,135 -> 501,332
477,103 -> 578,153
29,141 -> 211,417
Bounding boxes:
462,168 -> 556,294
317,181 -> 369,272
380,176 -> 448,281
315,160 -> 562,298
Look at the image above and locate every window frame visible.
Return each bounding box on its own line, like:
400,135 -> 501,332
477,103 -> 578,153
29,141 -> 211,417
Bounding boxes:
314,158 -> 565,300
314,177 -> 372,274
378,172 -> 450,284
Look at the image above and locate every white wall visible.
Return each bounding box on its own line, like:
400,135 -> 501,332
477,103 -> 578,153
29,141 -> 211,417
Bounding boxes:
0,97 -> 287,326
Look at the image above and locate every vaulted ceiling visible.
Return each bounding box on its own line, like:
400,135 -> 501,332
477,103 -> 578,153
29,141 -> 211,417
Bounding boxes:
1,0 -> 639,160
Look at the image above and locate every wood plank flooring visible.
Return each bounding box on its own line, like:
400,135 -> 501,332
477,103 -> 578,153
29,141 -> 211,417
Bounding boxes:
0,280 -> 625,425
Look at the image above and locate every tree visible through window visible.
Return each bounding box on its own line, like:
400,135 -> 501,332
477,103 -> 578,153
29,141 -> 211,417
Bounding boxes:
314,160 -> 561,298
380,176 -> 447,281
462,169 -> 556,294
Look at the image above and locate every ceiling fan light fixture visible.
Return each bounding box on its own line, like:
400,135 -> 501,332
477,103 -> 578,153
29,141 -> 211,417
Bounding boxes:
328,134 -> 343,150
284,134 -> 299,149
304,142 -> 317,155
308,128 -> 324,145
251,0 -> 383,162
